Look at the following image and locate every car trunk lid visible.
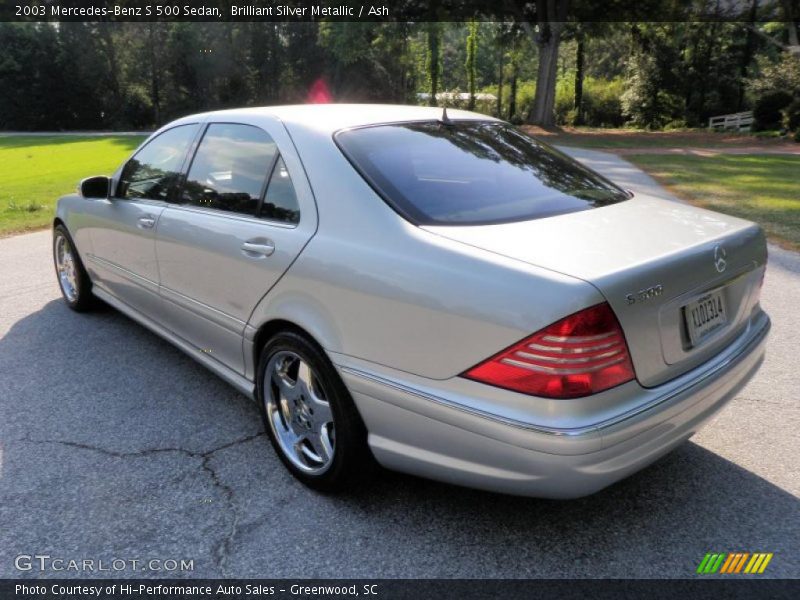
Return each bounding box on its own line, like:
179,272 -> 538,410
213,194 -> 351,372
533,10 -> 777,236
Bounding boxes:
423,195 -> 767,387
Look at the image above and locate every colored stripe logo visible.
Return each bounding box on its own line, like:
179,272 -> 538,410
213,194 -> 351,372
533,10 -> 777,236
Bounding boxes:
696,552 -> 773,574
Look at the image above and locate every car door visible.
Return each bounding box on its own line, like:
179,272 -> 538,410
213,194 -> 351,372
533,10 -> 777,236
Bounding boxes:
154,120 -> 317,375
85,124 -> 200,317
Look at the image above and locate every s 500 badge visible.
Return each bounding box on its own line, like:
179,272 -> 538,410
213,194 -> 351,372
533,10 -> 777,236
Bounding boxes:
626,284 -> 664,305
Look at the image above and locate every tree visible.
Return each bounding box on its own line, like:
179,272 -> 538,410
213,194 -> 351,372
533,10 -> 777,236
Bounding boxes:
783,0 -> 800,47
146,23 -> 166,125
249,24 -> 284,104
526,0 -> 569,126
748,51 -> 800,97
494,24 -> 506,117
318,22 -> 414,102
1,18 -> 789,132
162,22 -> 205,116
737,0 -> 761,110
573,24 -> 585,124
505,26 -> 530,121
465,20 -> 478,110
426,22 -> 442,106
620,24 -> 684,128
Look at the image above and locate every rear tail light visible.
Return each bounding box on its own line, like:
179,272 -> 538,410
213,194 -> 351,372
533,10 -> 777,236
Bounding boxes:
462,303 -> 636,399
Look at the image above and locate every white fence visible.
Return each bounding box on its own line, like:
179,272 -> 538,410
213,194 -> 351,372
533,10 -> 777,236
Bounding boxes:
708,111 -> 754,132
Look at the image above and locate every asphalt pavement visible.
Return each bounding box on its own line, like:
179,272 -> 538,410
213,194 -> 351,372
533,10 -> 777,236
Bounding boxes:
0,152 -> 798,578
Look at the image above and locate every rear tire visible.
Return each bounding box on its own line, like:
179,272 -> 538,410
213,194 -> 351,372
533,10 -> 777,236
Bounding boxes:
256,330 -> 374,492
53,224 -> 95,312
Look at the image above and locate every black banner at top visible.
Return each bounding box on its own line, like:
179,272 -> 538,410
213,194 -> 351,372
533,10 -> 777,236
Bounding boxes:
1,0 -> 797,23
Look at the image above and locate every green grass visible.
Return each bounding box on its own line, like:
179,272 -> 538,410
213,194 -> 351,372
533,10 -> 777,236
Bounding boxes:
627,154 -> 800,251
0,135 -> 145,235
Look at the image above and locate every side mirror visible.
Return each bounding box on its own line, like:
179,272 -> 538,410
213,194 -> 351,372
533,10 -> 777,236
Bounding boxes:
79,176 -> 110,199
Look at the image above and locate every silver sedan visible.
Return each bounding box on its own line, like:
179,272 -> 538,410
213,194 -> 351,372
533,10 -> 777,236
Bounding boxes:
53,105 -> 770,498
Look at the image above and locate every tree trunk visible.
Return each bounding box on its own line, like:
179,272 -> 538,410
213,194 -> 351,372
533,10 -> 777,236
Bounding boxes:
790,22 -> 800,48
737,0 -> 759,111
147,24 -> 161,126
783,0 -> 799,46
508,68 -> 518,120
697,23 -> 717,122
266,24 -> 282,103
399,22 -> 409,103
496,39 -> 504,118
98,24 -> 121,125
523,0 -> 570,125
466,20 -> 477,111
528,21 -> 563,126
573,31 -> 585,125
427,23 -> 441,107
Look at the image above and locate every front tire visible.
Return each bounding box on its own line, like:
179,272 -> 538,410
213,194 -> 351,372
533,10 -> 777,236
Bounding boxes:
53,224 -> 95,312
257,331 -> 373,492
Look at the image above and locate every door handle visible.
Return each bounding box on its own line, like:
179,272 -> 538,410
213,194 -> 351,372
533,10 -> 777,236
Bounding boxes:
241,240 -> 275,257
137,216 -> 156,229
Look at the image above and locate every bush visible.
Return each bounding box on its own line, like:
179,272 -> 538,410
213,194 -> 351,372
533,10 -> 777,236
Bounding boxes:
752,91 -> 793,131
554,76 -> 625,127
479,80 -> 535,122
782,99 -> 800,133
664,118 -> 689,130
514,80 -> 537,122
493,75 -> 624,127
554,78 -> 575,125
120,86 -> 155,130
582,77 -> 625,127
748,54 -> 800,99
621,51 -> 684,129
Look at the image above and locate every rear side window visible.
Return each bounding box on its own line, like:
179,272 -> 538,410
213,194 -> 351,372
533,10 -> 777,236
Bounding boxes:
335,121 -> 629,226
118,124 -> 198,201
261,156 -> 300,224
182,123 -> 278,216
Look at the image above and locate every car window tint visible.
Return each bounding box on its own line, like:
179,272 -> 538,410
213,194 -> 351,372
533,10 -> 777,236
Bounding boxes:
336,121 -> 629,226
182,123 -> 277,216
261,156 -> 300,224
118,125 -> 198,201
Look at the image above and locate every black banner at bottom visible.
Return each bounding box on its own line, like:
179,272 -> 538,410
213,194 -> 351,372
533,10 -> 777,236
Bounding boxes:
2,579 -> 799,600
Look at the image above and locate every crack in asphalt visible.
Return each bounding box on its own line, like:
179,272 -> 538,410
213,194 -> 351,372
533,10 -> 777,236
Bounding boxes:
19,431 -> 266,577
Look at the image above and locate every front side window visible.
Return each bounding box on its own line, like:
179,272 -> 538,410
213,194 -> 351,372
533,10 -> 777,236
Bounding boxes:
118,124 -> 198,201
181,123 -> 278,216
335,121 -> 629,226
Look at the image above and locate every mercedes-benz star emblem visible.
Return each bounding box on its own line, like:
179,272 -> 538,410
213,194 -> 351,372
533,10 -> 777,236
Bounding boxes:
714,244 -> 727,273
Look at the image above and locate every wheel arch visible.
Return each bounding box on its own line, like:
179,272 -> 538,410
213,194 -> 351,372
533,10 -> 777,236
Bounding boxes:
247,285 -> 346,379
252,318 -> 322,375
52,216 -> 94,270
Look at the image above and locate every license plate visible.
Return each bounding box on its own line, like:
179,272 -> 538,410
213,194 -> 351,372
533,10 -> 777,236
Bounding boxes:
684,288 -> 728,347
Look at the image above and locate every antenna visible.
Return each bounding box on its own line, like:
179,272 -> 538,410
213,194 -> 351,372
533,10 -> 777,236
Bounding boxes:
440,106 -> 453,126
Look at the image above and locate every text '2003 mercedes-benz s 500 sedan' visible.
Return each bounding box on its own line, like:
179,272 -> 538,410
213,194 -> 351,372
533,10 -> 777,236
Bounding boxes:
53,105 -> 770,498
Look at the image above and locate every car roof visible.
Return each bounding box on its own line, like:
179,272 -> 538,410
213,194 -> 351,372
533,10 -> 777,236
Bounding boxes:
181,103 -> 501,134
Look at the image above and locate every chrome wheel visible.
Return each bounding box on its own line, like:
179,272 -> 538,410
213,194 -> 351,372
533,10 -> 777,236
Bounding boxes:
55,233 -> 78,302
264,351 -> 335,474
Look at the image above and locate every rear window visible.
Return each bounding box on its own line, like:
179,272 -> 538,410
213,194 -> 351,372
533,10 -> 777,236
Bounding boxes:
335,121 -> 629,226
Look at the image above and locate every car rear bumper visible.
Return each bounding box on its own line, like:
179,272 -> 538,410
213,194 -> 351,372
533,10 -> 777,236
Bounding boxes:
338,312 -> 770,498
